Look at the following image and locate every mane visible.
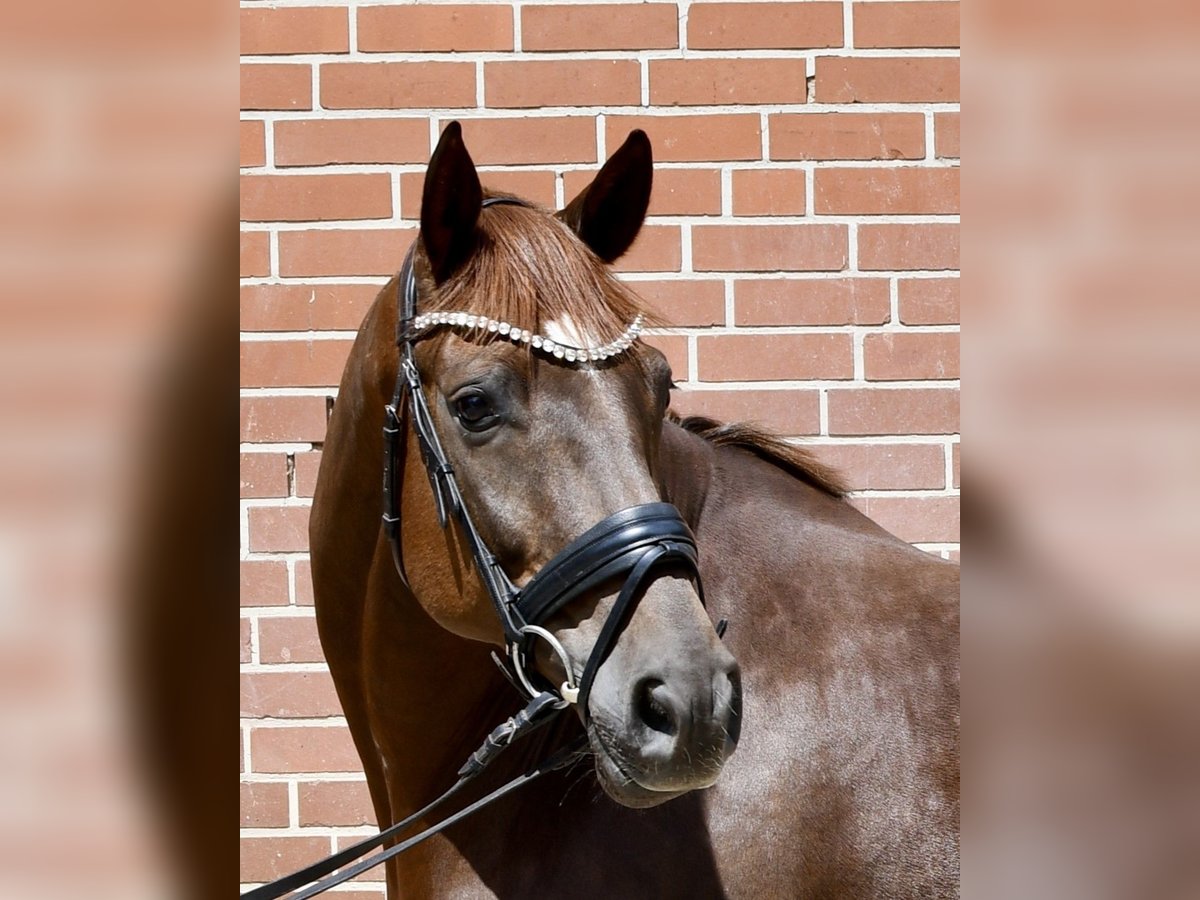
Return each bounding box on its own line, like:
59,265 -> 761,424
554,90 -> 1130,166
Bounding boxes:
417,193 -> 655,345
670,413 -> 849,499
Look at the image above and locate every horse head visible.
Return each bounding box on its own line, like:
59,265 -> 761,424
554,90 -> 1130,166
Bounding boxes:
396,122 -> 741,808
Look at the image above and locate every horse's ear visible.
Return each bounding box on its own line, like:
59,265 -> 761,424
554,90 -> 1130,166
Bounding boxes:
421,121 -> 483,283
558,129 -> 652,263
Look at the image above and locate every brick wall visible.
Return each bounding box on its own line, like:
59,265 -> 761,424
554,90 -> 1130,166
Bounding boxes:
240,1 -> 959,891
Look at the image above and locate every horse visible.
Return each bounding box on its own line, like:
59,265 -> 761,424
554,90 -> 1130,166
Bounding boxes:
309,122 -> 959,899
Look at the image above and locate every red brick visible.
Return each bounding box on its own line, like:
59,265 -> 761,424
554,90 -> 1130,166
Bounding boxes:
851,496 -> 959,543
253,292 -> 364,345
299,781 -> 376,827
240,120 -> 265,168
240,396 -> 328,444
735,278 -> 890,325
815,57 -> 959,103
858,223 -> 959,271
853,2 -> 960,49
814,443 -> 947,490
612,225 -> 682,273
523,4 -> 678,51
274,118 -> 429,167
247,505 -> 311,553
241,339 -> 353,389
457,117 -> 597,164
241,836 -> 330,883
815,167 -> 959,215
241,283 -> 380,333
770,112 -> 925,160
241,560 -> 289,608
952,442 -> 959,488
697,333 -> 853,381
240,231 -> 269,277
295,560 -> 314,607
864,331 -> 959,380
564,167 -> 723,216
293,451 -> 322,497
240,174 -> 393,223
670,389 -> 821,435
241,670 -> 342,718
251,725 -> 363,773
240,782 -> 289,828
278,227 -> 414,278
241,453 -> 288,499
935,112 -> 960,158
650,58 -> 808,106
486,60 -> 640,108
258,616 -> 324,664
320,62 -> 475,110
358,4 -> 512,52
605,115 -> 761,162
827,387 -> 958,435
688,2 -> 843,49
631,279 -> 726,327
692,224 -> 848,272
642,334 -> 689,378
241,7 -> 349,55
241,64 -> 311,111
400,170 -> 557,219
240,617 -> 252,664
732,169 -> 807,216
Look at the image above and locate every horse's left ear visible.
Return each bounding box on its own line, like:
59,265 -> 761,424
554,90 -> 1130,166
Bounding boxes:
558,129 -> 652,263
421,121 -> 483,283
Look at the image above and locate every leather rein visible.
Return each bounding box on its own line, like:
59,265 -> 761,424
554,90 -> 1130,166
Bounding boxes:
242,199 -> 717,899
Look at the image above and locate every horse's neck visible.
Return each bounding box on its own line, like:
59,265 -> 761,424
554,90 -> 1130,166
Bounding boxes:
659,418 -> 864,548
658,420 -> 948,641
660,420 -> 958,782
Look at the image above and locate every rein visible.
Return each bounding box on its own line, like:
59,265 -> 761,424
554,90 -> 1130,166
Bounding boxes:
242,198 -> 713,899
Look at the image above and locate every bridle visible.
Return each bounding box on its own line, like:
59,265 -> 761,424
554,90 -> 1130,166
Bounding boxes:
243,198 -> 721,899
383,197 -> 706,714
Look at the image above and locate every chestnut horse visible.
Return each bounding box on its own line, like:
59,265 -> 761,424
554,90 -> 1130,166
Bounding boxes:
309,123 -> 959,898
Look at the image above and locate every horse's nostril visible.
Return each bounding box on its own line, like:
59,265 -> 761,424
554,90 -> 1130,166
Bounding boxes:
635,679 -> 678,737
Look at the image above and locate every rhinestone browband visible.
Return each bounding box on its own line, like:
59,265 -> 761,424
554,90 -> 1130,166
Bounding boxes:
409,311 -> 644,363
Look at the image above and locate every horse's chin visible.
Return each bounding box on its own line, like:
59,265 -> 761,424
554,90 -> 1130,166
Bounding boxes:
587,726 -> 703,809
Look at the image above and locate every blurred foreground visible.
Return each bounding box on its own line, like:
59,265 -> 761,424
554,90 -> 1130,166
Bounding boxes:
0,0 -> 233,896
0,0 -> 1197,896
965,0 -> 1200,895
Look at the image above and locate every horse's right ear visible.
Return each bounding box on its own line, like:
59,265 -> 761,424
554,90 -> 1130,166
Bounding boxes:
421,121 -> 483,283
558,129 -> 653,263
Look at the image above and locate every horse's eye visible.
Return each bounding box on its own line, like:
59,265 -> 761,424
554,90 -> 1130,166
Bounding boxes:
453,391 -> 497,431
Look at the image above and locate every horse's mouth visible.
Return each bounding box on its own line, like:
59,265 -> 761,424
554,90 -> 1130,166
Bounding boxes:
587,723 -> 698,809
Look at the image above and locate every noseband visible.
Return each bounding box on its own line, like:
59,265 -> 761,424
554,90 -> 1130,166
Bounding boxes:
382,197 -> 705,715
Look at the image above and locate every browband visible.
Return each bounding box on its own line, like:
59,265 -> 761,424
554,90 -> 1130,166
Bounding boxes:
407,310 -> 645,364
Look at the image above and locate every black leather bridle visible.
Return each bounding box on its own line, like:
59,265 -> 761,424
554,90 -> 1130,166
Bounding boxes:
383,197 -> 706,715
242,199 -> 719,899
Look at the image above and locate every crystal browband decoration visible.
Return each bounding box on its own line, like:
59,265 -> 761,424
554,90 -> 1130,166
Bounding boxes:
410,312 -> 645,363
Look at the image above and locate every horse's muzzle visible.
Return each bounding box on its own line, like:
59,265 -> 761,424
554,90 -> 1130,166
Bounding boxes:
588,637 -> 742,807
